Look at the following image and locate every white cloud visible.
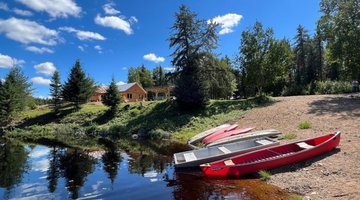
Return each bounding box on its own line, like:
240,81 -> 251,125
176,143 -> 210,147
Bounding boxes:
59,26 -> 106,41
143,53 -> 165,63
78,45 -> 85,51
34,62 -> 57,76
0,18 -> 59,46
94,45 -> 102,53
16,0 -> 81,18
164,67 -> 175,71
117,81 -> 126,85
208,13 -> 243,35
95,14 -> 133,35
0,53 -> 25,68
103,3 -> 120,15
31,77 -> 51,85
13,8 -> 33,16
0,2 -> 9,11
26,46 -> 54,54
129,16 -> 138,24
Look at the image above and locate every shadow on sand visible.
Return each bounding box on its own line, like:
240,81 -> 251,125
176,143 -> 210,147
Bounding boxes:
307,94 -> 360,119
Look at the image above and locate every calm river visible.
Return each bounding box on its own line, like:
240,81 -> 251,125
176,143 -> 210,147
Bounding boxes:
0,139 -> 288,200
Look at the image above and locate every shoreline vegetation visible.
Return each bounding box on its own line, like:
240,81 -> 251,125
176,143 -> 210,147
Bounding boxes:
1,95 -> 272,150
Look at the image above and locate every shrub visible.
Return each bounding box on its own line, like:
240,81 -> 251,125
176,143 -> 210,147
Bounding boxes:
279,133 -> 297,140
289,194 -> 303,200
148,129 -> 171,140
298,121 -> 311,129
314,80 -> 352,94
129,109 -> 141,117
258,170 -> 271,181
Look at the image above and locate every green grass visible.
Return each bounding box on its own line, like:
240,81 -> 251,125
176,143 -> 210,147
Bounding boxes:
279,133 -> 297,140
289,194 -> 303,200
258,170 -> 272,181
298,121 -> 311,129
4,96 -> 272,148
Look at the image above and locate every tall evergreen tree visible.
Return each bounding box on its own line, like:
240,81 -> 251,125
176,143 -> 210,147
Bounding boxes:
0,67 -> 32,124
102,77 -> 121,112
169,5 -> 217,109
294,25 -> 310,86
62,60 -> 96,109
50,70 -> 62,113
152,66 -> 167,86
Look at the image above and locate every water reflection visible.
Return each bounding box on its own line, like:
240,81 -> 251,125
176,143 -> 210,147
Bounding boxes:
0,139 -> 289,200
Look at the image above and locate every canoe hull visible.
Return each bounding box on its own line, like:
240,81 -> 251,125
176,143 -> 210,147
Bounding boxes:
206,129 -> 281,147
201,132 -> 341,176
188,124 -> 231,144
202,127 -> 254,144
174,138 -> 279,168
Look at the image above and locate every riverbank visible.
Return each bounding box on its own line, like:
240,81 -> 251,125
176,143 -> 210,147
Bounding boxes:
2,96 -> 271,150
236,94 -> 360,199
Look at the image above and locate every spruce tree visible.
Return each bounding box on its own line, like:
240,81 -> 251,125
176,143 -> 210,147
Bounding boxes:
102,77 -> 121,112
169,5 -> 217,109
62,60 -> 96,109
0,67 -> 32,124
50,70 -> 62,113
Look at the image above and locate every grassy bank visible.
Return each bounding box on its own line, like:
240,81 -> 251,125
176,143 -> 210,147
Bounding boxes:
2,96 -> 272,149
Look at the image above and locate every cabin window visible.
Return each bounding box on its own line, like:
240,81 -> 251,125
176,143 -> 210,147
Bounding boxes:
127,93 -> 132,99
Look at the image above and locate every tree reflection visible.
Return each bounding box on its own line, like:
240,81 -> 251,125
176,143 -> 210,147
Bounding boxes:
0,141 -> 29,189
46,147 -> 62,193
102,149 -> 122,184
59,149 -> 97,199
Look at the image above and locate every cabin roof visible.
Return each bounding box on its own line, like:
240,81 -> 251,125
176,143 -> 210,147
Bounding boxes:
96,82 -> 145,93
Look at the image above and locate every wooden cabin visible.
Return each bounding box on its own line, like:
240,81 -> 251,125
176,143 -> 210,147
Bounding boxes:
90,82 -> 147,103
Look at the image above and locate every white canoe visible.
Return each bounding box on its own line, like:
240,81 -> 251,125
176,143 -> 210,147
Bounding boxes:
174,137 -> 279,168
187,124 -> 231,145
206,129 -> 281,147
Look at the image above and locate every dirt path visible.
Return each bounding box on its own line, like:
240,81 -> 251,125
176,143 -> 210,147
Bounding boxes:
236,94 -> 360,200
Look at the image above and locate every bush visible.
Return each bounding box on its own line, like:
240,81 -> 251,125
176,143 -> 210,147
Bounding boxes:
279,133 -> 297,140
258,170 -> 271,181
148,129 -> 171,140
129,109 -> 141,117
298,121 -> 311,129
314,80 -> 352,94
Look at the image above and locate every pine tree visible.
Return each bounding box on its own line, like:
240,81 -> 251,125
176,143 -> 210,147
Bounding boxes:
62,60 -> 96,109
0,67 -> 32,124
50,70 -> 62,113
169,5 -> 217,109
102,77 -> 121,112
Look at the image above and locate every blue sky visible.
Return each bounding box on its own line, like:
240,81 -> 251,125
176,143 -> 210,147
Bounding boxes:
0,0 -> 321,98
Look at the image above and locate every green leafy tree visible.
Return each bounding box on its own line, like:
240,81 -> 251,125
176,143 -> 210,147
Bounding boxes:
0,67 -> 32,124
238,21 -> 273,96
127,65 -> 153,88
62,60 -> 96,109
102,77 -> 121,112
169,5 -> 217,109
50,70 -> 62,113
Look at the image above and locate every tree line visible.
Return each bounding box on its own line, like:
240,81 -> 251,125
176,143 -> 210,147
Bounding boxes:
170,1 -> 359,108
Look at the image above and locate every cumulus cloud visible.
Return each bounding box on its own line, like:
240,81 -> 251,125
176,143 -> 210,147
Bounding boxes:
208,13 -> 243,35
103,3 -> 120,15
31,77 -> 51,85
164,67 -> 175,71
34,62 -> 57,76
95,15 -> 133,35
143,53 -> 165,63
0,18 -> 59,46
94,45 -> 102,53
59,26 -> 106,41
26,46 -> 54,54
13,8 -> 33,16
117,81 -> 126,85
129,16 -> 138,24
16,0 -> 81,18
0,53 -> 25,68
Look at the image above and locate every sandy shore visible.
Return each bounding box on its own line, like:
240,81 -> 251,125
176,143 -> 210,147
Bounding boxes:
236,94 -> 360,200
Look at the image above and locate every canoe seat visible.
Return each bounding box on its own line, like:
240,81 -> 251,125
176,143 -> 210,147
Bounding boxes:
218,146 -> 232,154
296,142 -> 314,149
183,152 -> 197,162
224,159 -> 235,166
255,139 -> 273,145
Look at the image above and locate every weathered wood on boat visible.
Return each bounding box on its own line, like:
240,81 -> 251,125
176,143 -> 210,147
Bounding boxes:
206,129 -> 281,147
174,137 -> 279,168
188,124 -> 231,144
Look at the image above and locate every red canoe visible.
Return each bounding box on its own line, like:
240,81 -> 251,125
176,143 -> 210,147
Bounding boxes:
202,127 -> 255,144
201,124 -> 238,143
201,132 -> 341,176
